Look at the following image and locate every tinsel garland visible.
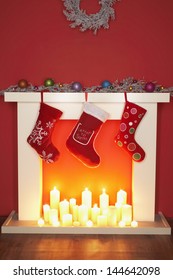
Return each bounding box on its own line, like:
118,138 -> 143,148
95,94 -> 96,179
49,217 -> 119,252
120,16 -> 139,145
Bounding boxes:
0,77 -> 173,97
62,0 -> 119,34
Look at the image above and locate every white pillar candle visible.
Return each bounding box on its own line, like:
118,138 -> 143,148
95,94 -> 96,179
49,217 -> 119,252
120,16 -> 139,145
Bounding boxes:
82,188 -> 92,209
91,204 -> 100,224
115,202 -> 122,222
62,214 -> 73,226
69,198 -> 76,214
43,204 -> 50,223
50,186 -> 60,209
78,205 -> 88,226
99,189 -> 109,214
97,215 -> 107,227
59,199 -> 69,221
49,209 -> 58,225
107,206 -> 117,226
72,205 -> 79,221
117,189 -> 127,205
121,204 -> 132,226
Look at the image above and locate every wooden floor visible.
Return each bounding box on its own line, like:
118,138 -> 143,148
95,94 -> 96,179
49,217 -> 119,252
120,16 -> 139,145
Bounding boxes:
0,216 -> 173,260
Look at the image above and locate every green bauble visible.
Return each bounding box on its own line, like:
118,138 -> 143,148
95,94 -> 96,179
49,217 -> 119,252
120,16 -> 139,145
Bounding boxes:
44,78 -> 55,87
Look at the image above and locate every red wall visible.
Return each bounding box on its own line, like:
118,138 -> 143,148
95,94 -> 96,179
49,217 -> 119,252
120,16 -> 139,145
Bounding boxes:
0,0 -> 173,217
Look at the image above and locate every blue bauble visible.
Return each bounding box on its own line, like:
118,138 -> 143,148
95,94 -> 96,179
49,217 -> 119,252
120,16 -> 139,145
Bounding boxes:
71,81 -> 82,92
101,80 -> 112,88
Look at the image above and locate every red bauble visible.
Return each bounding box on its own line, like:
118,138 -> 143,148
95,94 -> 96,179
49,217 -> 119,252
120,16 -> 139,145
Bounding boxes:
18,79 -> 29,89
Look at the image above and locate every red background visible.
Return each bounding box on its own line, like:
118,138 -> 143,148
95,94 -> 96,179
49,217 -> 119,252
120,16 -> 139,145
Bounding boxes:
0,0 -> 173,217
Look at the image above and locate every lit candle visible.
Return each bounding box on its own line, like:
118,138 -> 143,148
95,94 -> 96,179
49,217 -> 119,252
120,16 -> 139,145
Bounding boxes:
121,204 -> 132,226
62,214 -> 73,226
49,209 -> 58,225
115,202 -> 122,222
99,189 -> 109,214
91,204 -> 100,224
69,198 -> 76,214
50,186 -> 60,209
78,205 -> 88,226
59,199 -> 69,221
43,204 -> 50,223
107,206 -> 117,226
117,189 -> 127,205
97,215 -> 107,227
82,188 -> 92,209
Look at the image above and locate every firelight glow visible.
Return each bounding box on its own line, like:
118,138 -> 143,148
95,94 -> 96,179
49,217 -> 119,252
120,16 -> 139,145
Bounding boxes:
40,187 -> 137,228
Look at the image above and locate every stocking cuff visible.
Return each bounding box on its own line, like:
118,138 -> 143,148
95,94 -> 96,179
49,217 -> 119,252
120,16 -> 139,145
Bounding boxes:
83,102 -> 109,122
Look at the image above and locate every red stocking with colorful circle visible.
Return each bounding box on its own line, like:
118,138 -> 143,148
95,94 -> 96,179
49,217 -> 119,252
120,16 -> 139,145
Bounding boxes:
114,94 -> 147,162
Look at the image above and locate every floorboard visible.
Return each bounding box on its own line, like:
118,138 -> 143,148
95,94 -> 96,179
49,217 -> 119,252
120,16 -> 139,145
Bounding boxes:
0,216 -> 173,260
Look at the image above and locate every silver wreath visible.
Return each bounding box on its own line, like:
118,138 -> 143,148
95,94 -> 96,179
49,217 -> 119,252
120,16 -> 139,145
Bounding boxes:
62,0 -> 119,34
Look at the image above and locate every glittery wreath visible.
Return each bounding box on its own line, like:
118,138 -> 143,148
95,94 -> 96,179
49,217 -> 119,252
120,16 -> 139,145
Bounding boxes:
62,0 -> 120,34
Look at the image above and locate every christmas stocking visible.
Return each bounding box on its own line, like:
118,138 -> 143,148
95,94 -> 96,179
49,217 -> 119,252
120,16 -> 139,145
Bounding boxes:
27,102 -> 63,163
66,102 -> 109,167
114,94 -> 147,162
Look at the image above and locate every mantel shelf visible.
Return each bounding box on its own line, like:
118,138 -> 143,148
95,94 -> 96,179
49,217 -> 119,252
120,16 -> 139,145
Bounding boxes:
4,92 -> 170,103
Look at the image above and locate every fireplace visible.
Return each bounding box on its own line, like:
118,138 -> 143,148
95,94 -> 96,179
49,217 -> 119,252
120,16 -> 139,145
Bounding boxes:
2,92 -> 171,234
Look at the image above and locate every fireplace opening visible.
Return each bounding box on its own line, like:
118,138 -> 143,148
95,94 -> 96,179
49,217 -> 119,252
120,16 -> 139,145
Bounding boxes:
43,120 -> 132,206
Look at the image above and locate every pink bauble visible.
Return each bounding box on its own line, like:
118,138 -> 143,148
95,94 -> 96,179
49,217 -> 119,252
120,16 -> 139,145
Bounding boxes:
144,82 -> 155,92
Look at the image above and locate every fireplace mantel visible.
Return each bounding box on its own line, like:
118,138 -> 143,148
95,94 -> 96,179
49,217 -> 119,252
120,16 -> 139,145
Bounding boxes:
2,92 -> 171,234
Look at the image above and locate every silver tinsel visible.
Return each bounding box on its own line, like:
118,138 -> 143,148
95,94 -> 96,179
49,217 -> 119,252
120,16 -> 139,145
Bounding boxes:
0,77 -> 173,97
62,0 -> 120,34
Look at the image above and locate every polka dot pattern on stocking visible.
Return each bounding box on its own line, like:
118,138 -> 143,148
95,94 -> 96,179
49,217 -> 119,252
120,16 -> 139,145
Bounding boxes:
115,101 -> 147,162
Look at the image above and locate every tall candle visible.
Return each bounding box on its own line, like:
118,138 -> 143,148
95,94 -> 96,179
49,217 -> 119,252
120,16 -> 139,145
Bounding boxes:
72,205 -> 78,221
99,189 -> 109,214
82,188 -> 92,209
78,205 -> 88,226
117,189 -> 127,205
43,204 -> 50,223
107,206 -> 117,226
59,199 -> 69,221
121,204 -> 132,225
49,209 -> 58,225
115,202 -> 122,222
50,187 -> 60,209
69,198 -> 76,214
91,204 -> 100,224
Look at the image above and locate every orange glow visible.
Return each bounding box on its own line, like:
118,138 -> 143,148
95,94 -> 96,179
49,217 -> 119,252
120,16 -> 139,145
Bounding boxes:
43,120 -> 132,206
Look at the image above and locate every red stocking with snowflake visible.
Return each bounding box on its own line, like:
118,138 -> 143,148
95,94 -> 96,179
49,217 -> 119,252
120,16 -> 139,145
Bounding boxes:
27,102 -> 63,163
66,102 -> 109,167
114,93 -> 147,162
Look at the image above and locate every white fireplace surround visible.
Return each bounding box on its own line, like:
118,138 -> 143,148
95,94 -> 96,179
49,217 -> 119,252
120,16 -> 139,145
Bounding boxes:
4,92 -> 170,223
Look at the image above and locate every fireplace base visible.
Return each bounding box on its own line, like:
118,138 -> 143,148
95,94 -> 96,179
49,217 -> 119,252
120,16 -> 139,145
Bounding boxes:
1,211 -> 171,235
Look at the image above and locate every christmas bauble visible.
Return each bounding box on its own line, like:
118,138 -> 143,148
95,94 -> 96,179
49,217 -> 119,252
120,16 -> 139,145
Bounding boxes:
101,80 -> 112,88
144,82 -> 155,92
44,78 -> 55,87
18,79 -> 29,89
71,82 -> 82,92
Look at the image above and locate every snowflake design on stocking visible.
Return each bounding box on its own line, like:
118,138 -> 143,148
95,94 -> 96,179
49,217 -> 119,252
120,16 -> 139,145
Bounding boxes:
41,150 -> 54,163
28,120 -> 48,146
